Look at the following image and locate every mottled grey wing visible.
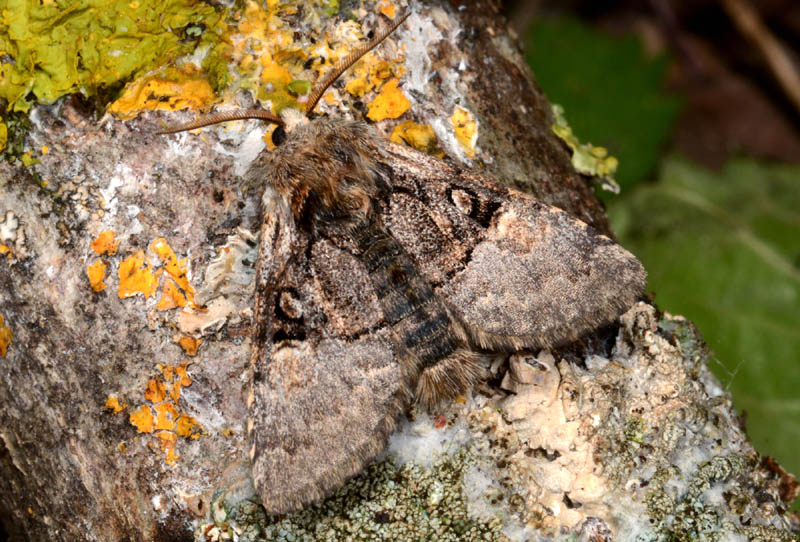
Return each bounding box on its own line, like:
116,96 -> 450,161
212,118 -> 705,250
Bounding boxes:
248,189 -> 410,514
381,143 -> 646,351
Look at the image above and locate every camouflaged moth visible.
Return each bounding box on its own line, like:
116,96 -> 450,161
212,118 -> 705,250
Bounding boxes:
160,9 -> 646,514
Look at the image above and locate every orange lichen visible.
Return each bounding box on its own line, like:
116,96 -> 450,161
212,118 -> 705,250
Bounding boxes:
177,335 -> 201,356
390,121 -> 444,157
157,279 -> 188,311
127,360 -> 200,463
156,431 -> 179,464
451,106 -> 478,158
150,238 -> 195,304
174,362 -> 192,387
379,1 -> 397,18
108,70 -> 217,120
90,230 -> 119,256
366,78 -> 410,121
263,123 -> 280,150
0,314 -> 11,358
104,395 -> 126,414
144,378 -> 167,403
167,361 -> 193,401
87,260 -> 108,292
154,402 -> 179,431
0,244 -> 11,259
129,405 -> 155,433
176,414 -> 203,439
160,364 -> 174,383
118,251 -> 158,299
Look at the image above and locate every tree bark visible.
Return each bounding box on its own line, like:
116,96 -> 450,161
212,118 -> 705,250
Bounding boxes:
0,2 -> 796,541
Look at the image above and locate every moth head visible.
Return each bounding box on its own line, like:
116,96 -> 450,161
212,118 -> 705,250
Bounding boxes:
155,10 -> 409,143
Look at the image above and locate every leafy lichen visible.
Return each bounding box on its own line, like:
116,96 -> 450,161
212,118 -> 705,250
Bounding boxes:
0,0 -> 229,113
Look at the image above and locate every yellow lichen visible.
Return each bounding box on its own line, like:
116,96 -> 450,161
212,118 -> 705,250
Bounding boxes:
390,121 -> 444,157
0,315 -> 11,358
451,106 -> 478,158
87,260 -> 107,292
177,335 -> 201,356
260,56 -> 293,87
118,250 -> 157,299
104,395 -> 125,414
366,78 -> 410,121
157,279 -> 187,311
154,402 -> 179,431
150,238 -> 194,304
343,53 -> 394,98
108,69 -> 217,120
176,414 -> 203,439
144,378 -> 167,403
90,231 -> 119,256
129,405 -> 155,433
0,244 -> 12,259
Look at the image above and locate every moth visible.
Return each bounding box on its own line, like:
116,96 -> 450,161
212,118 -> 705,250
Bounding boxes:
160,10 -> 646,514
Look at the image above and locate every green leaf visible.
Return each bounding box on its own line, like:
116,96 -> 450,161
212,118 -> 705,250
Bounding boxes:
523,17 -> 681,191
609,156 -> 800,481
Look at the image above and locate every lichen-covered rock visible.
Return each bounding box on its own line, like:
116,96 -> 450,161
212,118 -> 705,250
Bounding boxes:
193,304 -> 798,542
0,1 -> 797,540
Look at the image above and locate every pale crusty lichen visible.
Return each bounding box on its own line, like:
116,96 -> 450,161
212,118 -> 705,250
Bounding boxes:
196,448 -> 511,542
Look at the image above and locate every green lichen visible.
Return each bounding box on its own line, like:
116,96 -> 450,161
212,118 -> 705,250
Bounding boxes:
642,455 -> 797,542
0,0 -> 229,113
551,103 -> 620,193
196,451 -> 510,542
624,417 -> 646,444
287,80 -> 311,97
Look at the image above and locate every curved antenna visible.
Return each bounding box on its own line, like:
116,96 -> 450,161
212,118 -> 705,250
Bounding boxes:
305,10 -> 410,116
155,109 -> 285,134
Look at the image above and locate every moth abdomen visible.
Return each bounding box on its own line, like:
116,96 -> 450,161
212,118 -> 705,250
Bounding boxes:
351,214 -> 484,405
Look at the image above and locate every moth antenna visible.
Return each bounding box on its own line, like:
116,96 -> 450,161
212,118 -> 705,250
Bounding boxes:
155,109 -> 285,134
305,10 -> 410,116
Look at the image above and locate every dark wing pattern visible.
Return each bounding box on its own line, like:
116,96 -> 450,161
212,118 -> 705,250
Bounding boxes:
248,188 -> 410,514
381,142 -> 647,352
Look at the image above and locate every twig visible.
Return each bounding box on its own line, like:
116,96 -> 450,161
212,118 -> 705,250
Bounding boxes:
721,0 -> 800,115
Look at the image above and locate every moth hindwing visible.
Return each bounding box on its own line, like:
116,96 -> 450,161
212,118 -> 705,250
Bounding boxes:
245,119 -> 646,514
